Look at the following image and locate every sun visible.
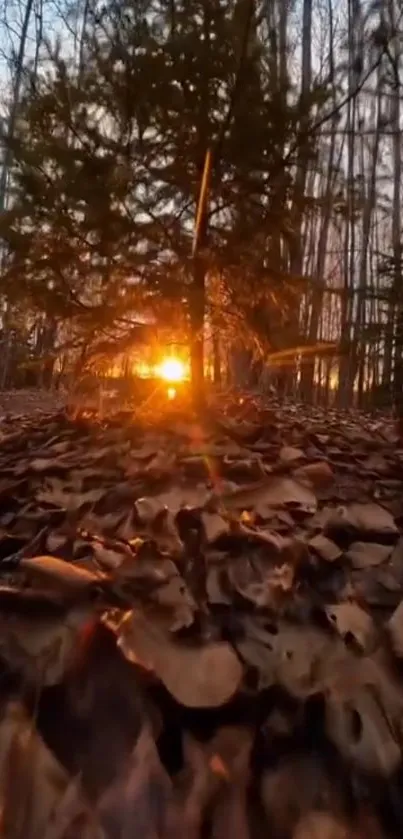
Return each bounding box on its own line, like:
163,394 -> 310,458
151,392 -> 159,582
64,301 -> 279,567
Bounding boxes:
157,357 -> 187,382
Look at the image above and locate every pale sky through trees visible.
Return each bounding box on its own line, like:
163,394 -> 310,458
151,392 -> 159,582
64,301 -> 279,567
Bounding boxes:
0,0 -> 403,404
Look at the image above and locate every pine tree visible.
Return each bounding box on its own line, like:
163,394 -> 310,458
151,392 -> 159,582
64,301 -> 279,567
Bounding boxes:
0,0 -> 325,398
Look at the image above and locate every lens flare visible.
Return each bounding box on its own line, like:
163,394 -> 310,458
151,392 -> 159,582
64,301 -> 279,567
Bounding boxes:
157,357 -> 186,382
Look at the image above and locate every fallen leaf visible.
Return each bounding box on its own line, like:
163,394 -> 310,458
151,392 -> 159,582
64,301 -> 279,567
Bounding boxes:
206,566 -> 232,605
118,609 -> 242,707
325,503 -> 398,542
238,523 -> 287,553
363,453 -> 389,474
37,486 -> 105,510
46,533 -> 68,553
325,603 -> 377,653
0,606 -> 95,685
134,496 -> 166,523
20,555 -> 105,590
152,576 -> 196,630
279,446 -> 305,463
146,450 -> 177,474
260,757 -> 345,839
345,542 -> 393,569
293,811 -> 349,839
236,618 -> 345,696
228,553 -> 295,608
208,727 -> 253,839
293,460 -> 334,489
96,724 -> 172,839
43,780 -> 105,839
92,542 -> 127,570
157,485 -> 211,512
325,689 -> 401,776
201,512 -> 230,543
387,599 -> 403,658
0,701 -> 97,839
221,476 -> 317,515
308,534 -> 342,563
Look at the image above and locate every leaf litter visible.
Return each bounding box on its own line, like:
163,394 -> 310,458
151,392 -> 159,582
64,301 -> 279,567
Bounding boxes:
0,397 -> 403,836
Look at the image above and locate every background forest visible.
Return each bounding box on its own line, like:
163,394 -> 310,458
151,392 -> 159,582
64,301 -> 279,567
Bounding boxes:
0,0 -> 402,410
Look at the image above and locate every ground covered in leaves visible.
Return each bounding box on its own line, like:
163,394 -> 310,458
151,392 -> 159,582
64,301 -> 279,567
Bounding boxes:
1,395 -> 403,838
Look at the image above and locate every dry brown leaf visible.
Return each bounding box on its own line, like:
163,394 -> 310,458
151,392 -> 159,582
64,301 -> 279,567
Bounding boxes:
37,485 -> 105,510
228,552 -> 295,608
326,503 -> 398,540
96,724 -> 172,839
179,734 -> 221,836
135,485 -> 210,520
325,689 -> 401,776
46,533 -> 68,553
30,458 -> 63,473
308,534 -> 342,563
293,460 -> 334,488
118,609 -> 242,707
293,811 -> 350,839
345,542 -> 392,569
201,512 -> 230,543
0,701 -> 97,839
152,576 -> 196,630
209,728 -> 253,839
146,449 -> 177,475
0,606 -> 95,685
92,542 -> 127,570
156,485 -> 211,512
206,566 -> 232,606
43,781 -> 105,839
238,524 -> 286,552
20,555 -> 106,590
48,441 -> 71,456
236,618 -> 343,695
261,757 -> 344,839
325,603 -> 377,653
363,453 -> 389,474
279,446 -> 305,463
134,496 -> 166,523
221,476 -> 317,514
387,599 -> 403,658
149,509 -> 184,554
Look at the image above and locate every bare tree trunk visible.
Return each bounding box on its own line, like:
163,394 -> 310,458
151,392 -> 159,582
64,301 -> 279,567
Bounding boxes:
300,0 -> 337,402
336,0 -> 360,407
355,64 -> 383,405
278,0 -> 312,397
0,0 -> 35,212
387,0 -> 403,426
0,0 -> 38,389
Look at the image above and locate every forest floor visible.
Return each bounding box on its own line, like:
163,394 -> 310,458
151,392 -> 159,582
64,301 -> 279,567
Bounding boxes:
0,389 -> 402,838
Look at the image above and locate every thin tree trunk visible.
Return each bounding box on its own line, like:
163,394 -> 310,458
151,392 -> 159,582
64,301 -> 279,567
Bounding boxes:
355,66 -> 382,404
300,0 -> 337,401
388,0 -> 403,425
336,0 -> 359,407
0,0 -> 35,212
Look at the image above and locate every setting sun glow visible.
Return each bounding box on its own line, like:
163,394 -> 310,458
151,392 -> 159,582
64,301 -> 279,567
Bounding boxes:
157,358 -> 187,382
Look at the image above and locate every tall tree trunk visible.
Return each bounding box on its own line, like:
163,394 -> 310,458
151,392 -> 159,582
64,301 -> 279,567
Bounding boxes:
387,0 -> 403,424
300,0 -> 337,402
0,0 -> 35,212
190,252 -> 207,407
0,0 -> 37,389
336,0 -> 360,407
279,0 -> 312,395
355,65 -> 382,405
